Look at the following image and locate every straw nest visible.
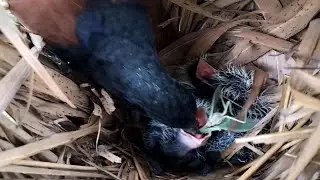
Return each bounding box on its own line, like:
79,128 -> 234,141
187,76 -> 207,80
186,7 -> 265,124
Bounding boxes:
0,0 -> 319,179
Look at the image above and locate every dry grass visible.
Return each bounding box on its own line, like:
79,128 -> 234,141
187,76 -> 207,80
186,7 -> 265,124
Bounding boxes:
0,0 -> 318,179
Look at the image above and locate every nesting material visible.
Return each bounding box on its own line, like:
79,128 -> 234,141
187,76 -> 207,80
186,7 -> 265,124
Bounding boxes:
0,0 -> 318,179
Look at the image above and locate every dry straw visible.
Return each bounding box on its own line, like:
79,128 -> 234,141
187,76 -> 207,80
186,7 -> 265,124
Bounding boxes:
0,0 -> 319,179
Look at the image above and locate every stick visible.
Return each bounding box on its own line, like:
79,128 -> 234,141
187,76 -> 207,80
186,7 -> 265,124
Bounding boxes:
0,48 -> 36,114
0,6 -> 75,108
235,128 -> 314,144
0,126 -> 98,167
238,142 -> 284,180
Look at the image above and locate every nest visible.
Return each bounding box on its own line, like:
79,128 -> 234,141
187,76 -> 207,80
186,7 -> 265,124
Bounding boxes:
0,0 -> 319,179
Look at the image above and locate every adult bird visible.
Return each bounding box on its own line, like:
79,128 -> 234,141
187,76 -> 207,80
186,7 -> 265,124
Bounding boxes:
8,0 -> 206,129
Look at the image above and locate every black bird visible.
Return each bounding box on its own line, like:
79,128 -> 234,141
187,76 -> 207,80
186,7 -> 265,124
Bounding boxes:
10,0 -> 200,129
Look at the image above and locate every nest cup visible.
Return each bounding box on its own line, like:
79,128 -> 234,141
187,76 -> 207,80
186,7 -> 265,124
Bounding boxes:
0,0 -> 319,179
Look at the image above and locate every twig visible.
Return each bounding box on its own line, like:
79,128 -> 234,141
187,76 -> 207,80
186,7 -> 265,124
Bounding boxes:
0,126 -> 98,167
0,6 -> 75,107
0,165 -> 107,178
286,115 -> 320,179
83,159 -> 120,180
13,160 -> 98,171
235,128 -> 314,144
238,142 -> 284,180
0,49 -> 35,115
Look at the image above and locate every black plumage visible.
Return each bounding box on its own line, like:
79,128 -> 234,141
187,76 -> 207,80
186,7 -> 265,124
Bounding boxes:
48,0 -> 198,129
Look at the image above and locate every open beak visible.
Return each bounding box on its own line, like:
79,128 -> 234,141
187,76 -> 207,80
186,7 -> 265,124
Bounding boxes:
181,128 -> 211,146
183,127 -> 210,143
